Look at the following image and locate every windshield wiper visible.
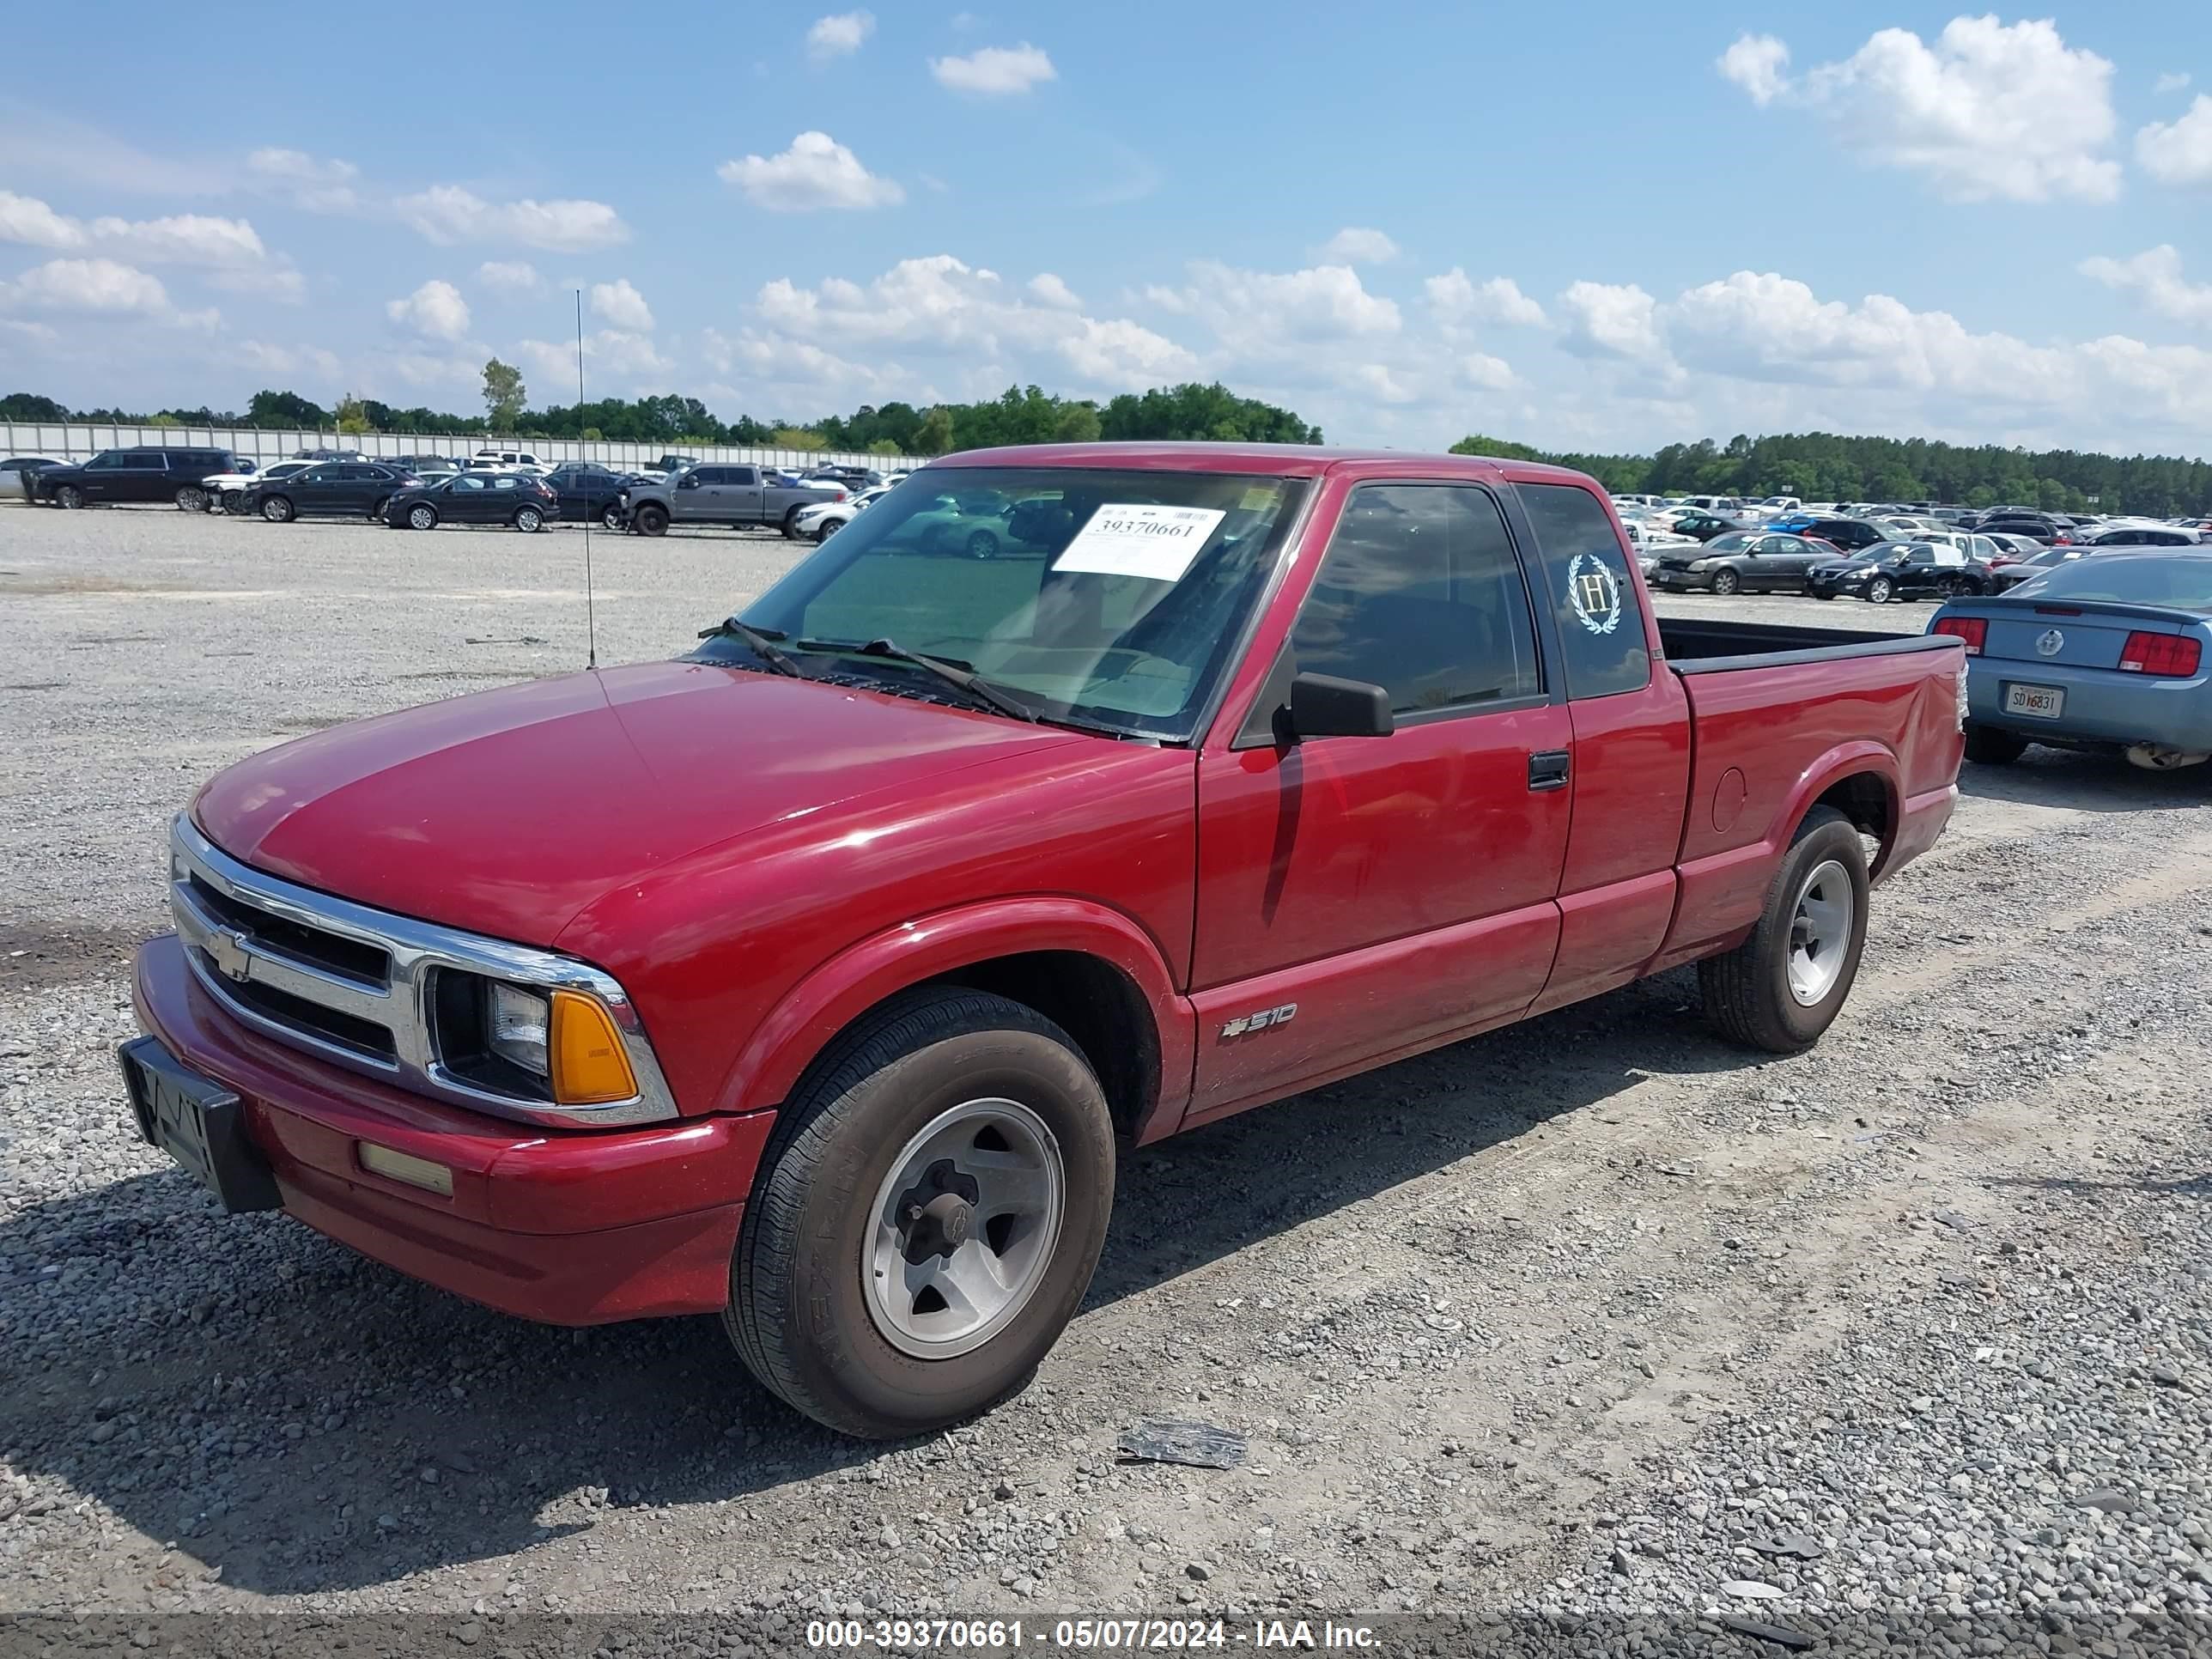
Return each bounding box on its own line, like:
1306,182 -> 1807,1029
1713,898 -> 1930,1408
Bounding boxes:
793,636 -> 1039,722
698,617 -> 804,678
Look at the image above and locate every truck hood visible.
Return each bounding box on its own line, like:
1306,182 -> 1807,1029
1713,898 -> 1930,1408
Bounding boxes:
191,661 -> 1088,948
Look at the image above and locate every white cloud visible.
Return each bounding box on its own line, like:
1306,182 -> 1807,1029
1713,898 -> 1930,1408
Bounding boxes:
246,147 -> 360,211
1317,228 -> 1400,264
718,131 -> 905,210
1159,261 -> 1401,356
518,328 -> 670,387
1425,269 -> 1546,327
1724,18 -> 2121,203
209,263 -> 306,303
754,254 -> 1194,392
0,191 -> 85,248
1557,280 -> 1664,359
477,260 -> 542,293
2079,246 -> 2212,325
1717,33 -> 1791,106
386,278 -> 471,342
1459,353 -> 1516,392
806,9 -> 875,58
0,191 -> 270,269
239,340 -> 343,380
590,276 -> 654,331
2157,72 -> 2192,94
396,185 -> 629,251
929,42 -> 1056,95
1027,272 -> 1082,309
0,257 -> 216,330
2136,94 -> 2212,187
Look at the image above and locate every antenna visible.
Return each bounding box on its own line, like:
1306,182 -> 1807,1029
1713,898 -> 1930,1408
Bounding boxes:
576,287 -> 598,672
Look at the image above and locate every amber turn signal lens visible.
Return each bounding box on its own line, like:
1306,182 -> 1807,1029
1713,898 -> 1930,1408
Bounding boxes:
550,990 -> 640,1105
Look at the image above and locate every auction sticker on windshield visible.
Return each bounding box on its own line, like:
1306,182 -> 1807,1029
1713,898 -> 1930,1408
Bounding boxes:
1052,504 -> 1226,581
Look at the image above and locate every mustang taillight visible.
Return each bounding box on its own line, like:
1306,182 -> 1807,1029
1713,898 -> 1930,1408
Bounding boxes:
2118,631 -> 2201,677
1932,617 -> 1985,655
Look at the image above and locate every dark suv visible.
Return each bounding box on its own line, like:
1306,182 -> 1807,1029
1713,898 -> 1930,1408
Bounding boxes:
35,447 -> 239,511
1976,511 -> 2070,545
1791,516 -> 1889,554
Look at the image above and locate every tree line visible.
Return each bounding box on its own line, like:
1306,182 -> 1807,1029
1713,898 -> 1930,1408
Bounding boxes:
1450,431 -> 2212,518
0,375 -> 1322,457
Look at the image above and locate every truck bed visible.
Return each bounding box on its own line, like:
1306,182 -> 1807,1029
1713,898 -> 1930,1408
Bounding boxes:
1657,615 -> 1942,669
1646,615 -> 1966,970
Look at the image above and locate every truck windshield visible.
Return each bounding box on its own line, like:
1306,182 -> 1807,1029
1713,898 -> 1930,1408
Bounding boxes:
726,467 -> 1310,741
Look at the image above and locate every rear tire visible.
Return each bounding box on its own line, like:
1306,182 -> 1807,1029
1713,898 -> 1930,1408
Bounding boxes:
783,505 -> 807,539
1698,805 -> 1869,1054
601,503 -> 623,531
174,486 -> 205,512
726,988 -> 1115,1439
964,529 -> 1001,561
1963,723 -> 2028,766
514,505 -> 544,533
635,504 -> 668,538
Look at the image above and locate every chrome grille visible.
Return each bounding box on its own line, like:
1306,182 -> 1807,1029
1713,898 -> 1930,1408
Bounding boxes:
167,816 -> 677,1127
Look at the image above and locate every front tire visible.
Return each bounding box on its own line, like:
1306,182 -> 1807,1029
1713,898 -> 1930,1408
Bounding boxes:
1963,723 -> 2028,765
635,504 -> 668,537
727,988 -> 1115,1439
261,495 -> 295,523
1866,575 -> 1893,604
55,484 -> 83,510
815,518 -> 842,543
406,503 -> 439,532
1698,805 -> 1869,1054
601,503 -> 623,532
964,529 -> 1001,561
1711,568 -> 1741,596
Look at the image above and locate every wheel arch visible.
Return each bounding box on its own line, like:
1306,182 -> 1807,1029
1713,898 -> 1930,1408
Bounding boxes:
716,899 -> 1193,1144
1789,746 -> 1900,875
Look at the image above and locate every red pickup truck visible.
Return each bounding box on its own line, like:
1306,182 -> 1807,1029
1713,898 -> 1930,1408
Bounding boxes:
122,444 -> 1963,1437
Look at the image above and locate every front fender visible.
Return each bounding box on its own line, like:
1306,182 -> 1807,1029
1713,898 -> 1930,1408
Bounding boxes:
715,896 -> 1196,1131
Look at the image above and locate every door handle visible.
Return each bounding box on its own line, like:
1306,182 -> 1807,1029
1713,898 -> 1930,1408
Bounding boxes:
1528,750 -> 1571,792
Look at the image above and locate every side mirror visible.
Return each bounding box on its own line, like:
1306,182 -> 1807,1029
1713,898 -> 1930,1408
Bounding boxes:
1287,672 -> 1393,740
677,475 -> 700,489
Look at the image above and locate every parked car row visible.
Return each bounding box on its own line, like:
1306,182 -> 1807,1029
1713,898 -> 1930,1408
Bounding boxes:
1623,491 -> 2212,605
8,444 -> 907,538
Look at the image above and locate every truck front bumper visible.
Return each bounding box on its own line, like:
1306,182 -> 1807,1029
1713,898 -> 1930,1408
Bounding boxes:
130,934 -> 774,1325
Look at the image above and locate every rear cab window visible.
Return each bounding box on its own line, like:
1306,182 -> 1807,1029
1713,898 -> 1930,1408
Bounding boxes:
1514,481 -> 1651,698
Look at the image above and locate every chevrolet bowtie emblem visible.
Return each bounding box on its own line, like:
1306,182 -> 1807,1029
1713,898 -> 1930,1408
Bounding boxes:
208,927 -> 254,983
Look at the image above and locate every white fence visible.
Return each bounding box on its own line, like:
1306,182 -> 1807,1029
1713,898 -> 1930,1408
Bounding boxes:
0,421 -> 924,475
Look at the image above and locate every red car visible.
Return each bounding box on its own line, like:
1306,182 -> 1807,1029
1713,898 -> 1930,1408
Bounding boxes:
122,444 -> 1964,1437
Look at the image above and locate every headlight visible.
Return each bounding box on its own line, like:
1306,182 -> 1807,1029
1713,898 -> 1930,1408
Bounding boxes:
441,975 -> 643,1107
1687,559 -> 1714,572
487,982 -> 550,1075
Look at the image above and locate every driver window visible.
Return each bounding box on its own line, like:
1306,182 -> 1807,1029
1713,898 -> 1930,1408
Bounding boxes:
1290,483 -> 1541,717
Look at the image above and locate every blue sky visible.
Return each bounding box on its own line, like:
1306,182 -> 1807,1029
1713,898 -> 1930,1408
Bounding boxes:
2,2 -> 2208,455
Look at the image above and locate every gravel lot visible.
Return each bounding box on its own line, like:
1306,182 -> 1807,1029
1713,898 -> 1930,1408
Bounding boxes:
3,503 -> 2210,1653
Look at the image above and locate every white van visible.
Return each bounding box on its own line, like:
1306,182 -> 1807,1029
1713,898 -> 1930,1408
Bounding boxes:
470,448 -> 545,472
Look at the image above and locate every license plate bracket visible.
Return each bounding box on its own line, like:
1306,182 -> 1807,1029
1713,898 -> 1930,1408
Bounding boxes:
2003,682 -> 2065,720
118,1036 -> 282,1212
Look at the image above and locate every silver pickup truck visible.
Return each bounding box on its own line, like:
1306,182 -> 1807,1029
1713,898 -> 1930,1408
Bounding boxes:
621,463 -> 845,537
